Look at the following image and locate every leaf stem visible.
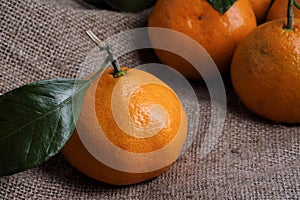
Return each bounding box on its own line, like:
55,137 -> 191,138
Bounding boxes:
106,45 -> 126,78
85,30 -> 126,78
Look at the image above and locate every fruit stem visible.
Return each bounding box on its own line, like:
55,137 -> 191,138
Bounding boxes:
106,45 -> 126,78
85,30 -> 126,78
287,0 -> 295,30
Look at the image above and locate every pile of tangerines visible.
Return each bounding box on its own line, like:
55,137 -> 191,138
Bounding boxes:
148,0 -> 300,123
62,0 -> 300,186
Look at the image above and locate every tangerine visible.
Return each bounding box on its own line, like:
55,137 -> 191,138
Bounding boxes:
231,19 -> 300,123
266,0 -> 300,21
248,0 -> 272,23
62,67 -> 187,185
148,0 -> 256,79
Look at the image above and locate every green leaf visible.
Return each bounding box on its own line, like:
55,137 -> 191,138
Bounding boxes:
0,31 -> 109,176
0,78 -> 90,176
207,0 -> 237,14
85,0 -> 157,13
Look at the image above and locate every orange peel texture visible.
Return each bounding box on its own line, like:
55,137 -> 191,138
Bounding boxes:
62,67 -> 188,185
231,19 -> 300,123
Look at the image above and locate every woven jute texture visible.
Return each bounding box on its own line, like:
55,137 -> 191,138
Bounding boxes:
0,0 -> 299,199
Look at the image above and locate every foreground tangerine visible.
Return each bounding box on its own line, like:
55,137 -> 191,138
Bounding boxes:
62,67 -> 187,185
148,0 -> 256,79
231,19 -> 300,123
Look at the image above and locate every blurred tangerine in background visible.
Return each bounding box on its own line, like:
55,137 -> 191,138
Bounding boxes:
266,0 -> 300,21
248,0 -> 272,23
231,18 -> 300,123
148,0 -> 256,79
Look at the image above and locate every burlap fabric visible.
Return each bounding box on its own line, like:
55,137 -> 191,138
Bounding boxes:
0,0 -> 299,199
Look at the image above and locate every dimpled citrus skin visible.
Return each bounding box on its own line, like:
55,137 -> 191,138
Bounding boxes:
62,67 -> 187,185
148,0 -> 256,79
248,0 -> 272,23
231,19 -> 300,123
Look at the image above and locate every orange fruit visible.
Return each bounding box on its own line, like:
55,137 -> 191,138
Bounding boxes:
248,0 -> 272,23
231,19 -> 300,123
266,0 -> 300,21
62,67 -> 187,185
148,0 -> 256,79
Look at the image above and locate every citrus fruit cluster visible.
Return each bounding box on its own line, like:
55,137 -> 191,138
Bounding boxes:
63,0 -> 300,186
148,0 -> 300,123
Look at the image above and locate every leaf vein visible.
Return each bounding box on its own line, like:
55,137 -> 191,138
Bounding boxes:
3,99 -> 43,115
0,81 -> 89,141
24,123 -> 35,162
45,115 -> 60,154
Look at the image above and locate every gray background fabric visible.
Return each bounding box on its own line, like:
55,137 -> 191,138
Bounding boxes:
0,0 -> 299,199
